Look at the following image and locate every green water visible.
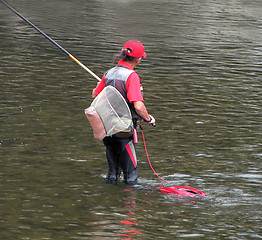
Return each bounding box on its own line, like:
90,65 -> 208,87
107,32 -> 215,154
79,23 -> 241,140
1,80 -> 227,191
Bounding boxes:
1,0 -> 261,239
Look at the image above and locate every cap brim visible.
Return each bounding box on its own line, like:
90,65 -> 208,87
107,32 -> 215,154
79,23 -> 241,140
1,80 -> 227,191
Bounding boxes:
142,52 -> 147,58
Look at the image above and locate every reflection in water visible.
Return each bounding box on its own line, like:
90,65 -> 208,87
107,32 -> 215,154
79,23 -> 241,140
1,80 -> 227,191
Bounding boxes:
120,189 -> 142,239
0,0 -> 262,239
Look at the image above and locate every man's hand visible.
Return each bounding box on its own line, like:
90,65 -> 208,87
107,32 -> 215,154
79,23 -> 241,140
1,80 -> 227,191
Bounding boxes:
147,114 -> 156,127
133,101 -> 156,126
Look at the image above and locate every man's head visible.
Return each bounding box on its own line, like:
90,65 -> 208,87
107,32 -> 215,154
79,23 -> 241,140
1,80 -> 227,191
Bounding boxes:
122,40 -> 147,58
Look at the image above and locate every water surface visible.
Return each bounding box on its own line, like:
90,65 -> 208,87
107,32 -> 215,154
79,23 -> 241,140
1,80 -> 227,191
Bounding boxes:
1,0 -> 261,239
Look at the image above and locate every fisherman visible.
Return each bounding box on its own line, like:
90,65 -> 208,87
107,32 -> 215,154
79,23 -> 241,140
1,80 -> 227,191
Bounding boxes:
92,40 -> 155,185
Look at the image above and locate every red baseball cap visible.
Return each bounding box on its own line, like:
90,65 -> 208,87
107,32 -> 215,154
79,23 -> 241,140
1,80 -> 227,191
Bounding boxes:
122,40 -> 147,58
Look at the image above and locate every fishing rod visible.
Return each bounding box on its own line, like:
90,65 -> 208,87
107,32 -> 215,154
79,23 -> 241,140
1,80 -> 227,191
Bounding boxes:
1,0 -> 101,82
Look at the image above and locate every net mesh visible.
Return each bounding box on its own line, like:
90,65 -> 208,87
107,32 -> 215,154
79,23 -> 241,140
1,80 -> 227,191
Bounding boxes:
91,86 -> 133,136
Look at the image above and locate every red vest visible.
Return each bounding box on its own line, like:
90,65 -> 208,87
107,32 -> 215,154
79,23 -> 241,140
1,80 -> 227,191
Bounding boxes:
104,65 -> 134,101
104,65 -> 141,124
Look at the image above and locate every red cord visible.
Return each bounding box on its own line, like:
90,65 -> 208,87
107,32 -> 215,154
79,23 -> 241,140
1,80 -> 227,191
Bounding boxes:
140,123 -> 169,184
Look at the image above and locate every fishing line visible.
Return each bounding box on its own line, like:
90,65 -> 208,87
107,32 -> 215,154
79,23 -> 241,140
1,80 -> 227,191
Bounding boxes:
1,0 -> 101,82
139,122 -> 208,197
140,122 -> 168,183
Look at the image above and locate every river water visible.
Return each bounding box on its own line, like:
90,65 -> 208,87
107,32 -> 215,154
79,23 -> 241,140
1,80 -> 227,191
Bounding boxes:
1,0 -> 261,239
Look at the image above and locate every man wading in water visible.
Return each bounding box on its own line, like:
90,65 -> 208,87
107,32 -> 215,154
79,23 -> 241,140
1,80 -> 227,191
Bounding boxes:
92,40 -> 155,185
